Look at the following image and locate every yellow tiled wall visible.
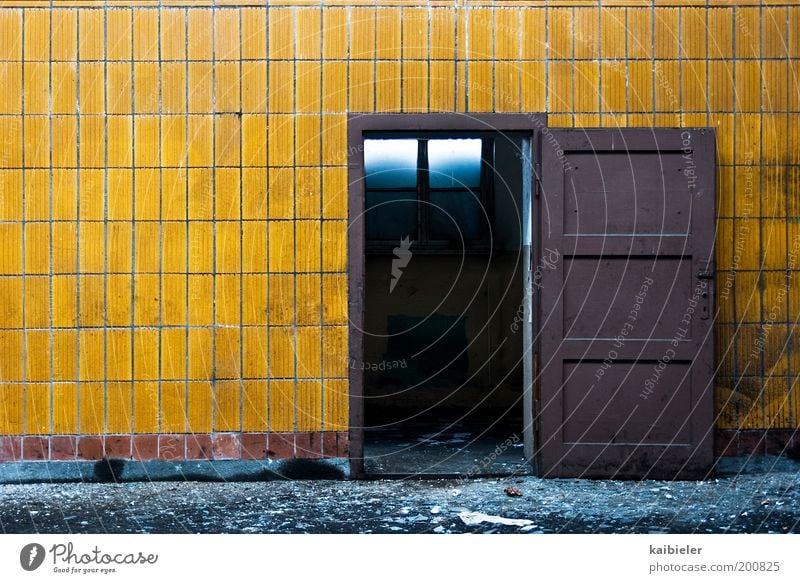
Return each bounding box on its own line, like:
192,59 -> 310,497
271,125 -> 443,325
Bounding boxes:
0,1 -> 798,438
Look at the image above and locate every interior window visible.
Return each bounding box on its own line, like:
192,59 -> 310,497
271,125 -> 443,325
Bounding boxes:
363,136 -> 492,248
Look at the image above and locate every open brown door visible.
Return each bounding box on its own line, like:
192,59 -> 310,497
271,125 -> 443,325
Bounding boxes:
537,128 -> 715,479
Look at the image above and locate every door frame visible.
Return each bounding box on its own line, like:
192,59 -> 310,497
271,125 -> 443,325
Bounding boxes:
346,113 -> 546,478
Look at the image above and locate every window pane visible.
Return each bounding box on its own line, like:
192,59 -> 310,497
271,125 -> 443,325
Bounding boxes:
364,139 -> 418,189
428,190 -> 484,241
428,138 -> 482,188
366,191 -> 417,240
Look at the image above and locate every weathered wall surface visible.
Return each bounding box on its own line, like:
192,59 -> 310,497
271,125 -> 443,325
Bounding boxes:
0,1 -> 798,461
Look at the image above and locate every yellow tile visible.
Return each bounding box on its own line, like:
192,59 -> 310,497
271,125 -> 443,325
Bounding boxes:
22,116 -> 49,168
79,329 -> 104,382
403,60 -> 429,113
216,61 -> 240,113
599,8 -> 625,59
295,167 -> 320,219
376,61 -> 400,112
734,60 -> 761,113
78,63 -> 104,115
242,61 -> 267,113
161,327 -> 186,381
428,61 -> 455,112
296,273 -> 321,326
654,60 -> 679,112
106,330 -> 132,381
322,220 -> 346,272
25,330 -> 50,383
321,325 -> 346,379
160,8 -> 185,61
269,327 -> 295,380
762,60 -> 788,113
242,114 -> 267,167
762,115 -> 787,165
215,115 -> 241,167
654,8 -> 679,59
107,63 -> 133,115
23,9 -> 49,62
161,381 -> 186,433
80,115 -> 105,168
321,115 -> 346,166
0,331 -> 23,381
600,61 -> 626,113
23,62 -> 48,114
242,8 -> 266,60
268,8 -> 293,60
547,61 -> 572,113
215,167 -> 240,221
268,60 -> 293,113
707,61 -> 733,112
52,383 -> 77,434
296,62 -> 321,114
213,379 -> 240,432
133,167 -> 159,220
79,222 -> 104,274
78,169 -> 104,221
269,274 -> 294,326
0,277 -> 22,328
466,8 -> 491,60
242,379 -> 267,431
242,274 -> 267,325
133,381 -> 159,433
322,7 -> 347,60
107,117 -> 132,169
161,273 -> 187,326
134,222 -> 160,274
215,328 -> 241,379
52,223 -> 77,274
297,380 -> 321,431
762,219 -> 787,270
0,117 -> 20,167
52,276 -> 76,327
401,8 -> 426,60
107,222 -> 132,274
106,274 -> 130,327
133,273 -> 160,326
25,276 -> 49,328
296,220 -> 321,273
215,273 -> 240,326
242,222 -> 267,274
268,379 -> 294,432
188,222 -> 213,273
375,8 -> 400,60
134,115 -> 160,167
321,167 -> 346,220
24,383 -> 49,434
242,167 -> 267,219
791,8 -> 800,59
77,275 -> 102,328
51,330 -> 76,382
52,9 -> 77,61
187,115 -> 213,166
350,7 -> 374,60
188,9 -> 212,61
0,63 -> 21,114
188,381 -> 212,432
626,61 -> 652,113
162,221 -> 187,273
322,61 -> 347,114
707,8 -> 732,59
735,7 -> 760,60
107,8 -> 132,61
322,379 -> 348,431
269,221 -> 295,273
0,9 -> 21,61
78,382 -> 103,434
133,8 -> 158,60
52,62 -> 77,114
430,7 -> 455,60
161,116 -> 187,168
268,115 -> 293,167
573,7 -> 600,60
296,8 -> 321,60
188,62 -> 213,113
0,225 -> 20,271
349,60 -> 373,113
681,60 -> 707,113
134,328 -> 159,380
322,274 -> 346,325
216,221 -> 241,274
574,61 -> 599,112
267,168 -> 293,220
162,63 -> 186,114
187,168 -> 212,220
735,114 -> 761,164
188,274 -> 213,325
546,8 -> 571,60
0,170 -> 21,221
0,384 -> 23,435
24,171 -> 47,222
107,382 -> 132,433
296,115 -> 320,166
680,7 -> 706,60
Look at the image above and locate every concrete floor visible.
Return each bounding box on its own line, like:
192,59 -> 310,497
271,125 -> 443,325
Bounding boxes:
0,456 -> 798,534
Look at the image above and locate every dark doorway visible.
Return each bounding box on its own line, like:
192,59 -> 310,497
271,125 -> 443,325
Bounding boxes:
348,115 -> 542,477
